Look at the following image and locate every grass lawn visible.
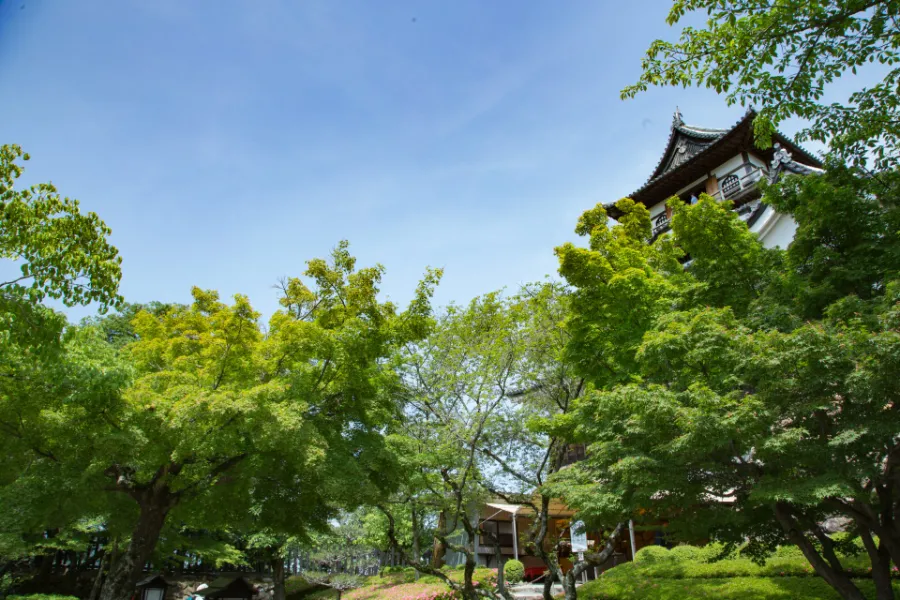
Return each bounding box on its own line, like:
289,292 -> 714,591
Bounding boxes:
303,582 -> 453,600
287,545 -> 893,600
580,576 -> 900,600
286,569 -> 496,600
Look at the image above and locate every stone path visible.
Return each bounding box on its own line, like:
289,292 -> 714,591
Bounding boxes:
508,583 -> 567,599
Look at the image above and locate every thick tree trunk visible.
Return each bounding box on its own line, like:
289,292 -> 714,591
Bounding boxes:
411,504 -> 420,581
88,552 -> 106,600
432,511 -> 447,569
453,547 -> 480,600
860,528 -> 894,600
530,498 -> 559,600
271,556 -> 286,600
774,503 -> 866,600
542,574 -> 555,600
37,554 -> 53,580
99,494 -> 173,600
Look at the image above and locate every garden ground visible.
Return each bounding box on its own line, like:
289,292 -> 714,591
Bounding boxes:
285,544 -> 900,600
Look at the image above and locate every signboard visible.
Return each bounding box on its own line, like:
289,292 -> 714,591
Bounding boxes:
570,520 -> 588,552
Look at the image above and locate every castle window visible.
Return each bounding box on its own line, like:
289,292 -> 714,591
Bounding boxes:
720,174 -> 741,198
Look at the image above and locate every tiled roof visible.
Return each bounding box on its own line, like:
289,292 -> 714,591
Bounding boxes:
638,109 -> 754,196
608,108 -> 824,218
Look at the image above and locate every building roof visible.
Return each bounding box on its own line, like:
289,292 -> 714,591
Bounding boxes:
608,109 -> 823,219
768,142 -> 826,181
136,575 -> 168,588
200,576 -> 255,599
648,107 -> 730,180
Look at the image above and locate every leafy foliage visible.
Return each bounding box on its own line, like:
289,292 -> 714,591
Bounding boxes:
622,0 -> 900,170
0,144 -> 122,312
503,559 -> 524,584
580,575 -> 900,600
552,166 -> 900,600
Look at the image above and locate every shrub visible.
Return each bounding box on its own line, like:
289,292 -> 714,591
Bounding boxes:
285,576 -> 318,599
668,545 -> 702,562
579,575 -> 899,599
472,568 -> 498,587
504,559 -> 525,583
633,545 -> 671,564
603,542 -> 876,581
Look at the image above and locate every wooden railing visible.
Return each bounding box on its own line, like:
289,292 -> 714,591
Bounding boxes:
710,167 -> 764,201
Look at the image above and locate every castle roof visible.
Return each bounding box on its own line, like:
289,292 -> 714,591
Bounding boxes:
609,109 -> 823,218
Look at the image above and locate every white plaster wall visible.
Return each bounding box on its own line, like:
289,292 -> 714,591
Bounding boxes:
675,174 -> 709,197
747,153 -> 768,170
712,155 -> 747,179
750,206 -> 798,249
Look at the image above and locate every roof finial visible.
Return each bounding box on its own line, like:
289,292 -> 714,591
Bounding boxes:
770,142 -> 793,170
673,106 -> 684,126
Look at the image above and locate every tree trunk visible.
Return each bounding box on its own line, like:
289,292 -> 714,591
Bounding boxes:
773,503 -> 866,600
542,574 -> 555,600
462,557 -> 478,600
271,556 -> 286,600
432,511 -> 447,569
37,553 -> 53,580
411,504 -> 420,581
860,528 -> 895,600
561,523 -> 623,600
493,540 -> 510,600
99,493 -> 174,600
529,497 -> 559,600
88,551 -> 106,600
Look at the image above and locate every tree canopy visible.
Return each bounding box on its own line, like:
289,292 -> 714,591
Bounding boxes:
622,0 -> 900,170
551,167 -> 900,600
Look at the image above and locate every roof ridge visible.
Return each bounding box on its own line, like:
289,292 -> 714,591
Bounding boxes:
644,109 -> 758,189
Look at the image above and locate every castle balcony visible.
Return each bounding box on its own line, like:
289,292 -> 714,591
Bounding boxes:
650,165 -> 767,241
710,166 -> 765,204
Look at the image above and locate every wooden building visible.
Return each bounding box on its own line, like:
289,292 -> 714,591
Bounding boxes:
467,499 -> 652,578
612,108 -> 823,248
198,576 -> 255,600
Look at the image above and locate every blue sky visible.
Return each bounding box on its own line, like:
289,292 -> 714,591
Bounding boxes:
0,1 -> 847,321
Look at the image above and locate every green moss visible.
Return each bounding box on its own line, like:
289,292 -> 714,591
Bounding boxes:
622,543 -> 877,580
580,577 -> 900,600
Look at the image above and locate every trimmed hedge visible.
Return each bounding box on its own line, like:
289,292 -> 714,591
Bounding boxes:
504,559 -> 524,584
620,545 -> 872,580
580,576 -> 900,600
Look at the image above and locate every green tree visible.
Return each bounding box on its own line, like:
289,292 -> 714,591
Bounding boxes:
0,144 -> 122,316
552,172 -> 900,600
0,240 -> 439,600
377,292 -> 525,600
0,143 -> 125,588
94,244 -> 439,600
378,284 -> 623,600
622,0 -> 900,170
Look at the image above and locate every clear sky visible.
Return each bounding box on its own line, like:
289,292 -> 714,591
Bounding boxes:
0,1 -> 845,321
